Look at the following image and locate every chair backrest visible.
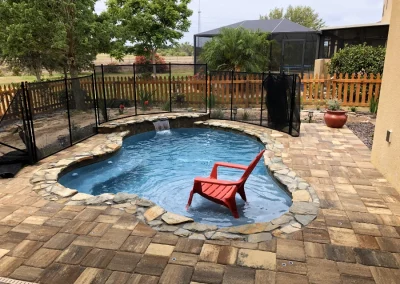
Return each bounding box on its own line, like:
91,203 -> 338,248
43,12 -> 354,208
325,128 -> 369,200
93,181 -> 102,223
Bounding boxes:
238,150 -> 265,184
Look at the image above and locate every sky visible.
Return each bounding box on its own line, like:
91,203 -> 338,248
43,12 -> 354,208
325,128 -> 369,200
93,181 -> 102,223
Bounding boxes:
95,0 -> 384,43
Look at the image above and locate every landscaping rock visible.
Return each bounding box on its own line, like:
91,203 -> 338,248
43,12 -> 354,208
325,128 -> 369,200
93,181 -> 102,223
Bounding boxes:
71,193 -> 93,201
113,192 -> 138,204
247,232 -> 272,243
271,214 -> 294,225
183,223 -> 218,232
161,212 -> 193,225
144,206 -> 165,222
205,231 -> 216,239
290,202 -> 318,215
136,199 -> 155,207
292,190 -> 311,202
156,225 -> 179,232
189,233 -> 206,240
50,185 -> 77,198
211,232 -> 245,241
85,193 -> 114,205
295,214 -> 316,226
174,228 -> 192,237
219,223 -> 278,235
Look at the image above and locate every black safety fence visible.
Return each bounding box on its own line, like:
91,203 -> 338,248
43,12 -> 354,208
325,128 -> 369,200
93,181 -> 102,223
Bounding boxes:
0,63 -> 301,178
209,70 -> 301,136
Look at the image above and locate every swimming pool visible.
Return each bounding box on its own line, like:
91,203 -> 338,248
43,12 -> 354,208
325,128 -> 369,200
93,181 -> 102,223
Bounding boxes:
59,128 -> 291,227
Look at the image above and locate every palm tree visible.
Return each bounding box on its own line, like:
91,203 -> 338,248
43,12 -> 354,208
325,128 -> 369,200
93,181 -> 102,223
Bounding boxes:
200,27 -> 271,72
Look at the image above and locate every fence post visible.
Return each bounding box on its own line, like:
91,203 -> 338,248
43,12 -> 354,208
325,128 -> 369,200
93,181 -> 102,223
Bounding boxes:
169,62 -> 172,112
91,74 -> 98,132
288,75 -> 296,135
64,77 -> 73,146
209,72 -> 212,116
101,64 -> 108,122
20,82 -> 34,163
93,67 -> 101,125
133,64 -> 137,115
230,70 -> 234,120
23,81 -> 38,163
260,72 -> 264,126
205,64 -> 208,113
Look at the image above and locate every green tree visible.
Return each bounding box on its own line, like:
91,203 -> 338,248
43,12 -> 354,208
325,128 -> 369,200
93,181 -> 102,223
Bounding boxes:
200,27 -> 271,72
0,0 -> 66,81
328,44 -> 386,76
260,5 -> 325,30
107,0 -> 192,75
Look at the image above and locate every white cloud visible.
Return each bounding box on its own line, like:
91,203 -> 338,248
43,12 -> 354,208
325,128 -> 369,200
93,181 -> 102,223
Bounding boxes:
95,0 -> 384,43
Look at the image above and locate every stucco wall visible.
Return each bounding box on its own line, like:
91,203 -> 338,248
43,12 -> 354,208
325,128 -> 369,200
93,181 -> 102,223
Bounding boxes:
372,0 -> 400,190
382,0 -> 393,23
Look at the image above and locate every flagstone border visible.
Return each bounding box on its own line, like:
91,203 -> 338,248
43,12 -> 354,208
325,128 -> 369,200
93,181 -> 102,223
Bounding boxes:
28,113 -> 319,242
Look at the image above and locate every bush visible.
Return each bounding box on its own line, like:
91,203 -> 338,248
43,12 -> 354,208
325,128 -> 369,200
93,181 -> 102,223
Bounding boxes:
103,63 -> 122,73
328,44 -> 386,76
369,96 -> 379,115
135,54 -> 169,73
210,109 -> 225,119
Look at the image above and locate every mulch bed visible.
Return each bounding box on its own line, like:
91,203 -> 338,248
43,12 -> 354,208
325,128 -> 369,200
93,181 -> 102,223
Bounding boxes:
347,122 -> 375,150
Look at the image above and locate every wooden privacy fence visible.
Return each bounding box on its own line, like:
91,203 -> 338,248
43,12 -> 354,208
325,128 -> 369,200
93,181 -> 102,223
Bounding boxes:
0,72 -> 383,118
302,73 -> 382,107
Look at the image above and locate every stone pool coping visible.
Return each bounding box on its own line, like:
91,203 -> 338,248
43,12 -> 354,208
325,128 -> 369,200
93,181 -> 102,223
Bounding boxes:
28,113 -> 319,243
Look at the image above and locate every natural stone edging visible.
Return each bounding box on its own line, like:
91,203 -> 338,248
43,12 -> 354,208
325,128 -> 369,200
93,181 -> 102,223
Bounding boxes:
28,113 -> 319,242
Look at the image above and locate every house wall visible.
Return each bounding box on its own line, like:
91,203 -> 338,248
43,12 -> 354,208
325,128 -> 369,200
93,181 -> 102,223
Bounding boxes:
382,0 -> 393,23
372,0 -> 400,190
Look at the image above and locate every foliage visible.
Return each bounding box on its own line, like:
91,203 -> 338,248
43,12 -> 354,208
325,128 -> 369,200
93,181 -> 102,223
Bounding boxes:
369,96 -> 379,115
326,99 -> 341,111
135,54 -> 169,73
211,109 -> 224,119
104,63 -> 122,73
260,5 -> 325,30
138,91 -> 152,111
328,44 -> 386,76
159,42 -> 193,56
349,106 -> 357,112
107,0 -> 192,75
200,27 -> 271,72
242,110 -> 250,121
11,67 -> 22,76
204,94 -> 216,109
161,101 -> 170,111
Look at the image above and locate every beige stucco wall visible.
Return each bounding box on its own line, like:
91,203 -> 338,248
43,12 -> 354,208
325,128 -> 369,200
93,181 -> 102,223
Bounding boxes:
372,0 -> 400,190
382,0 -> 393,23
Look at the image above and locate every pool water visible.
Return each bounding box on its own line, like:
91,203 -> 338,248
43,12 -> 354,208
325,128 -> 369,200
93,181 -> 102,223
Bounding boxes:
60,128 -> 291,227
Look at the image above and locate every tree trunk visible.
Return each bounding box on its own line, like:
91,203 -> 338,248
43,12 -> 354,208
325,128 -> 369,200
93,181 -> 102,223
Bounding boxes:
70,66 -> 86,111
152,49 -> 157,77
34,70 -> 42,82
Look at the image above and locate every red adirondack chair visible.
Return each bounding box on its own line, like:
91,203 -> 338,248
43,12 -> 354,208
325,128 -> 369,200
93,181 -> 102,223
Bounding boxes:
186,150 -> 265,218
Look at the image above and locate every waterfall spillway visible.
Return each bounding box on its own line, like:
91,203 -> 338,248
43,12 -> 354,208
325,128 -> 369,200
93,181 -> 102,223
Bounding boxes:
153,119 -> 170,132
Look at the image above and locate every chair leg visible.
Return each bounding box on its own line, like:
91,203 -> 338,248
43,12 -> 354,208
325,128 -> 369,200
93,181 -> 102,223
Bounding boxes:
226,199 -> 239,219
186,190 -> 195,210
237,185 -> 247,202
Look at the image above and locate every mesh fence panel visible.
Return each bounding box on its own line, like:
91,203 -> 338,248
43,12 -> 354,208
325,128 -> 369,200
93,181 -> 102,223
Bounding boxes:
170,64 -> 207,113
26,79 -> 71,159
135,64 -> 170,115
0,87 -> 28,159
67,76 -> 97,144
209,71 -> 233,120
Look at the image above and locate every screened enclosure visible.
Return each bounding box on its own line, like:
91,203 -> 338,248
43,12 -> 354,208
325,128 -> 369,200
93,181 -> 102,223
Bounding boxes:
194,19 -> 320,76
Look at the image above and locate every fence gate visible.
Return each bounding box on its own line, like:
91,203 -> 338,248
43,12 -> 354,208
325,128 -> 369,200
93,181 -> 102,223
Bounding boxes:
0,83 -> 35,178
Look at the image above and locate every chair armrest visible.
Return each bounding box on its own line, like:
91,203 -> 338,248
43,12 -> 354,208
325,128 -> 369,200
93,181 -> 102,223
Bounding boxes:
210,162 -> 247,178
194,177 -> 239,186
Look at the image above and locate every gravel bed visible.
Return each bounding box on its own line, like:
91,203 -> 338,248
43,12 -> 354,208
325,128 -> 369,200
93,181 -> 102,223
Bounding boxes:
347,122 -> 375,150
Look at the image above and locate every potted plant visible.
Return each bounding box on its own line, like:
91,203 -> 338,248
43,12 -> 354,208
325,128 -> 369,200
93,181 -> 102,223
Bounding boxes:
324,99 -> 348,128
119,104 -> 125,115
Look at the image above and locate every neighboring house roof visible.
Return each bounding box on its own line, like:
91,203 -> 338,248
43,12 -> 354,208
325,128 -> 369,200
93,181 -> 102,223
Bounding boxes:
195,19 -> 316,36
321,22 -> 389,31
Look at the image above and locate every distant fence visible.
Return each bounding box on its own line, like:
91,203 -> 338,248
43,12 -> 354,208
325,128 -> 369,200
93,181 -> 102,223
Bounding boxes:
0,72 -> 383,118
302,73 -> 382,107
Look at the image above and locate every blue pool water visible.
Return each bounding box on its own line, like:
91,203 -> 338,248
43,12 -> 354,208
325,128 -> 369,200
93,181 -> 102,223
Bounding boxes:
59,128 -> 291,227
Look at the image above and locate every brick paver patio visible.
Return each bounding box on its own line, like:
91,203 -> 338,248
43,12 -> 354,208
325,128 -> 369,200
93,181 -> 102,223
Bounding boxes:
0,121 -> 399,284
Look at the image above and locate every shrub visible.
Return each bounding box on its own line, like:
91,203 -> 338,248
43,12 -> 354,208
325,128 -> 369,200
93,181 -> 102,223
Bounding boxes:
162,101 -> 170,111
242,110 -> 250,121
210,108 -> 225,119
369,96 -> 379,115
204,94 -> 216,109
135,54 -> 169,73
138,91 -> 152,110
103,63 -> 122,74
326,99 -> 341,111
328,44 -> 386,76
349,106 -> 357,112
